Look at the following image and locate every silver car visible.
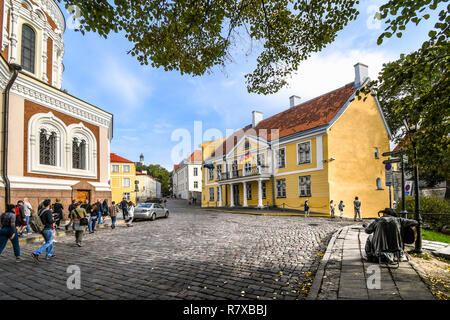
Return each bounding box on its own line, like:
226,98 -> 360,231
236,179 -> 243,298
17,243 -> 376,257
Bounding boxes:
133,203 -> 169,221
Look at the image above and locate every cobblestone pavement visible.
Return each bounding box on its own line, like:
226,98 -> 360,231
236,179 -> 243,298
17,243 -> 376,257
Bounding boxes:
0,200 -> 353,300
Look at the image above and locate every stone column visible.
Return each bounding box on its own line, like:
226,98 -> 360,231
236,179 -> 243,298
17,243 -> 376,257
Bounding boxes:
243,182 -> 248,207
229,183 -> 234,207
41,31 -> 48,82
218,185 -> 223,207
257,180 -> 263,208
9,11 -> 19,63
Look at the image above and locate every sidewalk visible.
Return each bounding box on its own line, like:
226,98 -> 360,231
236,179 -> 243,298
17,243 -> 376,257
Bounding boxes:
308,225 -> 435,300
201,207 -> 333,217
7,217 -> 126,247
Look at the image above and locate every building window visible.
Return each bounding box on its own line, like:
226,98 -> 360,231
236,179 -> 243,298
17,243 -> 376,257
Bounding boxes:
123,165 -> 130,173
244,139 -> 250,150
123,192 -> 130,200
209,188 -> 214,201
217,187 -> 220,201
208,168 -> 214,181
298,141 -> 311,164
244,162 -> 252,175
216,164 -> 222,180
374,147 -> 380,159
277,148 -> 286,169
276,179 -> 286,198
299,175 -> 311,197
262,182 -> 266,199
21,24 -> 35,73
194,167 -> 198,176
194,181 -> 198,188
72,138 -> 86,170
232,160 -> 238,177
376,178 -> 383,190
39,129 -> 56,166
112,165 -> 119,173
123,178 -> 131,188
247,184 -> 252,200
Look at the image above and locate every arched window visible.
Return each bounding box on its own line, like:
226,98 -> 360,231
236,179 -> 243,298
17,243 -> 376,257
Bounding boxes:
376,178 -> 383,190
39,129 -> 56,166
21,24 -> 36,73
72,138 -> 86,170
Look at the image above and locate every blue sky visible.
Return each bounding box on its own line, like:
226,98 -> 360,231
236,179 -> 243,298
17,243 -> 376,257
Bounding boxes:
57,1 -> 439,171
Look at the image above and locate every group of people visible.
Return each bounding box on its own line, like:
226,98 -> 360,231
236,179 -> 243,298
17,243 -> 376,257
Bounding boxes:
304,196 -> 363,221
0,197 -> 136,262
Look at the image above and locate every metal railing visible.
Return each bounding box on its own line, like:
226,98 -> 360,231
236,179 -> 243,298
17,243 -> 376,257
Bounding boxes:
217,166 -> 269,181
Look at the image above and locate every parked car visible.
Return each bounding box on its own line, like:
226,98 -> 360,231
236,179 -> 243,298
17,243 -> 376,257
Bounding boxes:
133,203 -> 169,221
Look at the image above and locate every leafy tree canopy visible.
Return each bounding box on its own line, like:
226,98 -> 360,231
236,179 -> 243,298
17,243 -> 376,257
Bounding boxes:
136,164 -> 171,196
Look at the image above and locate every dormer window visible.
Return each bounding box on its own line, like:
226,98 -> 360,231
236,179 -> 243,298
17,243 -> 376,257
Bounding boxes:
21,24 -> 36,73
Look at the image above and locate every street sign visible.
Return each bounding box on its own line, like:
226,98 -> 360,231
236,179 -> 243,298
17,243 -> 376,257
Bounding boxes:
382,150 -> 406,157
383,158 -> 401,164
405,181 -> 414,196
385,162 -> 393,186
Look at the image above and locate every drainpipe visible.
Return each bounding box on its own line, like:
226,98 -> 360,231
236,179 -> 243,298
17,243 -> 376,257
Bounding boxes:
2,63 -> 22,210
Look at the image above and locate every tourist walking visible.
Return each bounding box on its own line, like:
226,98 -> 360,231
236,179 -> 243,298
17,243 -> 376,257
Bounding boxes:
330,200 -> 336,218
31,199 -> 55,262
66,202 -> 87,247
0,204 -> 21,262
126,201 -> 135,227
338,200 -> 345,219
304,199 -> 310,217
53,199 -> 64,230
68,200 -> 76,215
89,201 -> 99,233
108,201 -> 119,229
102,199 -> 109,224
94,199 -> 103,225
23,198 -> 33,235
354,196 -> 362,221
120,198 -> 129,220
15,200 -> 27,236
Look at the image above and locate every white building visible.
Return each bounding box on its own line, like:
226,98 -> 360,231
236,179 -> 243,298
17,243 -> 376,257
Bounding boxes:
172,150 -> 202,200
136,170 -> 162,202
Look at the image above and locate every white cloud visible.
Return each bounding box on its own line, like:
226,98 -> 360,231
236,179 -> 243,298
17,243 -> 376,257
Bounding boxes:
96,57 -> 151,108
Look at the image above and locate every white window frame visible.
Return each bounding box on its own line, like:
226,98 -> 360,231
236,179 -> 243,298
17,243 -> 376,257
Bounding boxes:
216,164 -> 222,180
247,184 -> 252,200
298,175 -> 311,197
193,167 -> 198,176
257,153 -> 265,166
208,168 -> 214,181
123,192 -> 130,200
276,179 -> 286,198
376,178 -> 383,190
194,181 -> 198,189
262,182 -> 266,199
209,187 -> 215,201
277,148 -> 286,169
374,147 -> 380,159
112,165 -> 120,173
123,165 -> 131,173
123,178 -> 131,188
244,161 -> 252,175
297,141 -> 312,165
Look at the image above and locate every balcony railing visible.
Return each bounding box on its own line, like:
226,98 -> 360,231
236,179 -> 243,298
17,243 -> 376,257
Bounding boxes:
217,166 -> 269,181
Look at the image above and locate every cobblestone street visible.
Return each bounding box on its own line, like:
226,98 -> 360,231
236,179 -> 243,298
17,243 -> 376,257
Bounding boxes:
0,200 -> 353,300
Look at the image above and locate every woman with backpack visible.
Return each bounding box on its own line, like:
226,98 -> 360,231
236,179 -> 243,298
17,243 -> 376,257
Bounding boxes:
0,204 -> 21,262
66,202 -> 88,247
126,201 -> 135,227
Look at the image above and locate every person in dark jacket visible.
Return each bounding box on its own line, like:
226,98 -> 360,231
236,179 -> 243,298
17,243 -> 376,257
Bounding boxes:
88,200 -> 99,233
0,204 -> 21,262
120,198 -> 129,220
68,200 -> 76,214
95,199 -> 103,225
15,200 -> 27,236
31,199 -> 55,262
102,199 -> 109,224
53,199 -> 64,229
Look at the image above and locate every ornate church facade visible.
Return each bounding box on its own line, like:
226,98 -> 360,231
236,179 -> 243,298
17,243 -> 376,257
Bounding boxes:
0,0 -> 113,213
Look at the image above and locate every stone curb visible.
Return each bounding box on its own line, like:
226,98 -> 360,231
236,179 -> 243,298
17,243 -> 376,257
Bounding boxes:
201,208 -> 335,218
306,226 -> 348,300
7,219 -> 126,247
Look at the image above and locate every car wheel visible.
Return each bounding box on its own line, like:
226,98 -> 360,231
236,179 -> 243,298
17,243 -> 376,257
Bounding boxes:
165,211 -> 169,218
150,213 -> 156,221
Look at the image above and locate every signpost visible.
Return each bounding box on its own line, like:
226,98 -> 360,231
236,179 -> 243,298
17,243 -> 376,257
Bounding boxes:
384,163 -> 393,208
382,154 -> 407,217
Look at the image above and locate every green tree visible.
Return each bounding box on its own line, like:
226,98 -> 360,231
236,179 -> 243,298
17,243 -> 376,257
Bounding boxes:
59,0 -> 447,94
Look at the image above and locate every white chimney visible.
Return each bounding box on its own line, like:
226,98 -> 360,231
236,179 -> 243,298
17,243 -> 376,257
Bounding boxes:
354,62 -> 369,88
252,111 -> 263,128
289,95 -> 301,108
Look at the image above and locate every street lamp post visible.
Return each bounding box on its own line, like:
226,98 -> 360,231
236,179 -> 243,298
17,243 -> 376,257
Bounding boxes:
400,155 -> 407,218
403,118 -> 422,254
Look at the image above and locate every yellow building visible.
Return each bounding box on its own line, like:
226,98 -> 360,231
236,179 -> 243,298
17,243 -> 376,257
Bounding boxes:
202,63 -> 392,218
110,153 -> 137,204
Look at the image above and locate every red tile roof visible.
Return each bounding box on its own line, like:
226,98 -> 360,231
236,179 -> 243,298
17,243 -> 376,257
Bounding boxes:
211,82 -> 357,158
136,171 -> 145,175
173,164 -> 179,171
110,153 -> 134,163
189,150 -> 202,162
